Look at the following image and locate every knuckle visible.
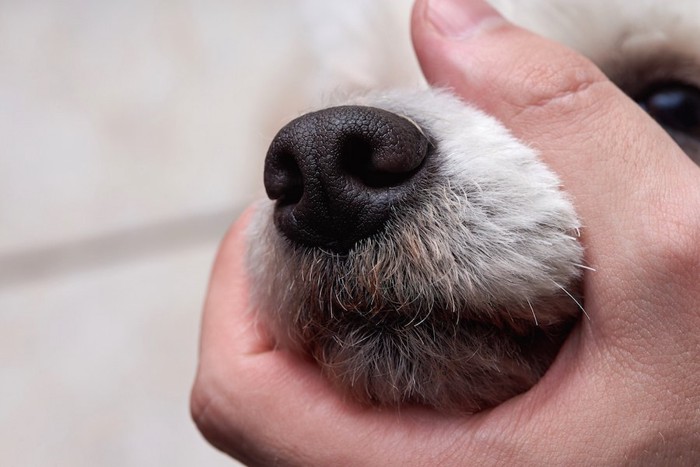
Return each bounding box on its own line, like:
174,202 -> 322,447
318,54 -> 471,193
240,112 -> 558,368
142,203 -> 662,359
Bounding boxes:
190,372 -> 235,454
514,49 -> 608,113
189,377 -> 218,440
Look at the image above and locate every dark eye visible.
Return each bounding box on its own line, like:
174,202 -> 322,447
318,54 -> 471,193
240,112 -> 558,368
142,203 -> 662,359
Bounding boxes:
636,83 -> 700,138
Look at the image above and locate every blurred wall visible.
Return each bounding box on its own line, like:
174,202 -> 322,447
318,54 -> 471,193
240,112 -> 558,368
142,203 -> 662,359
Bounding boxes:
0,1 -> 417,465
0,1 -> 310,465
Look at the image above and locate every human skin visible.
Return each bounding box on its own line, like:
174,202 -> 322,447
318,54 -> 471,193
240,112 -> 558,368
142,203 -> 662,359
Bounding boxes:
190,0 -> 700,464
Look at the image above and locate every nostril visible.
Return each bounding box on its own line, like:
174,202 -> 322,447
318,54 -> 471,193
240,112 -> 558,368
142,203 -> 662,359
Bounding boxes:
339,126 -> 427,189
264,149 -> 303,207
340,134 -> 385,188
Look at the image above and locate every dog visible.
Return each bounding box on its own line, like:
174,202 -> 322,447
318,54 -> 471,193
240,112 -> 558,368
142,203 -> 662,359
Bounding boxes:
245,0 -> 700,412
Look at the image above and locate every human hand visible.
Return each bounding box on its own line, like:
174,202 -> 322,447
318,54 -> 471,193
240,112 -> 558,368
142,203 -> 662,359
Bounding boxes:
191,0 -> 700,464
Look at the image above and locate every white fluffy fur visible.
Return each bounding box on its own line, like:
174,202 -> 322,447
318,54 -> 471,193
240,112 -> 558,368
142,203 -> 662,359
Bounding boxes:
248,89 -> 583,411
341,89 -> 583,308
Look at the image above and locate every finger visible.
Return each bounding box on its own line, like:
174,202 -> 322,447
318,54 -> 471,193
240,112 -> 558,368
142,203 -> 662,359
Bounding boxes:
411,0 -> 700,340
198,205 -> 272,360
411,0 -> 697,247
193,344 -> 530,465
190,206 -> 280,457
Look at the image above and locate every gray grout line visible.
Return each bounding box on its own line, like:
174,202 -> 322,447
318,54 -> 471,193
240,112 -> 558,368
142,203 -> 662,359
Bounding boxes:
0,206 -> 245,288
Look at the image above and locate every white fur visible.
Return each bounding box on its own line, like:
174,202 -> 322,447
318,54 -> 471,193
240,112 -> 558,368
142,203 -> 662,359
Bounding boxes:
331,89 -> 582,309
247,89 -> 583,411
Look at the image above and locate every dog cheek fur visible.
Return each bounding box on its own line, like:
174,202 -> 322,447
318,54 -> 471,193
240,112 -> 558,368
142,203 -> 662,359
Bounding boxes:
247,90 -> 584,412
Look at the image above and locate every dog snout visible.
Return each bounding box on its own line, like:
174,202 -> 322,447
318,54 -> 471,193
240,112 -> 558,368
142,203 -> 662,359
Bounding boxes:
264,105 -> 431,252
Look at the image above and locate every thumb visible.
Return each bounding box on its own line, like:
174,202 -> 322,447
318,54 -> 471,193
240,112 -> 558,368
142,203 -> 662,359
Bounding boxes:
412,0 -> 697,223
411,0 -> 700,349
411,0 -> 685,215
411,0 -> 695,267
411,0 -> 610,122
411,0 -> 693,195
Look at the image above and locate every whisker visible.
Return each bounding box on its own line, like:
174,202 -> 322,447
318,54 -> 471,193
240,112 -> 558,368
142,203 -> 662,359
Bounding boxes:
553,280 -> 590,321
526,298 -> 539,326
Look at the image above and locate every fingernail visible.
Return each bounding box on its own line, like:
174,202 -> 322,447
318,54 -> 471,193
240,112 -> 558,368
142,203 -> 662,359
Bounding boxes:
427,0 -> 503,39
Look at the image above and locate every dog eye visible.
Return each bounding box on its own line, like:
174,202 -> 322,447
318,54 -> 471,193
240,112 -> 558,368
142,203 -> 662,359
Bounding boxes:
636,83 -> 700,138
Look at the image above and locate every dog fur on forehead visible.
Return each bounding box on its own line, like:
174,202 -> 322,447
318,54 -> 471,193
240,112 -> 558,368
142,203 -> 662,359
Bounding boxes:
247,90 -> 583,411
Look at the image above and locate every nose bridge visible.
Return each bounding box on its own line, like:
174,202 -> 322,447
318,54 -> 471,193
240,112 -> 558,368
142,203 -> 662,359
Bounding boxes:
295,111 -> 350,200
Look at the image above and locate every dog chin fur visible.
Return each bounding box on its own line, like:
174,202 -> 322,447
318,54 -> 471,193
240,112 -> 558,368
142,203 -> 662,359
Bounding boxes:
247,89 -> 584,412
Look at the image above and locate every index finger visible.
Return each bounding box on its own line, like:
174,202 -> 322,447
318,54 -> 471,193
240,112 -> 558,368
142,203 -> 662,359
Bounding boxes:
198,205 -> 273,359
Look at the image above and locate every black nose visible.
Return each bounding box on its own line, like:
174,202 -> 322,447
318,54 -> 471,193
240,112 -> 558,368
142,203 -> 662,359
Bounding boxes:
264,105 -> 431,252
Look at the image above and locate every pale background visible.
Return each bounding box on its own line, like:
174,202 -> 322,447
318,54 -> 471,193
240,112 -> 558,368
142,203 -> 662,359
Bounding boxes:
0,0 -> 416,465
